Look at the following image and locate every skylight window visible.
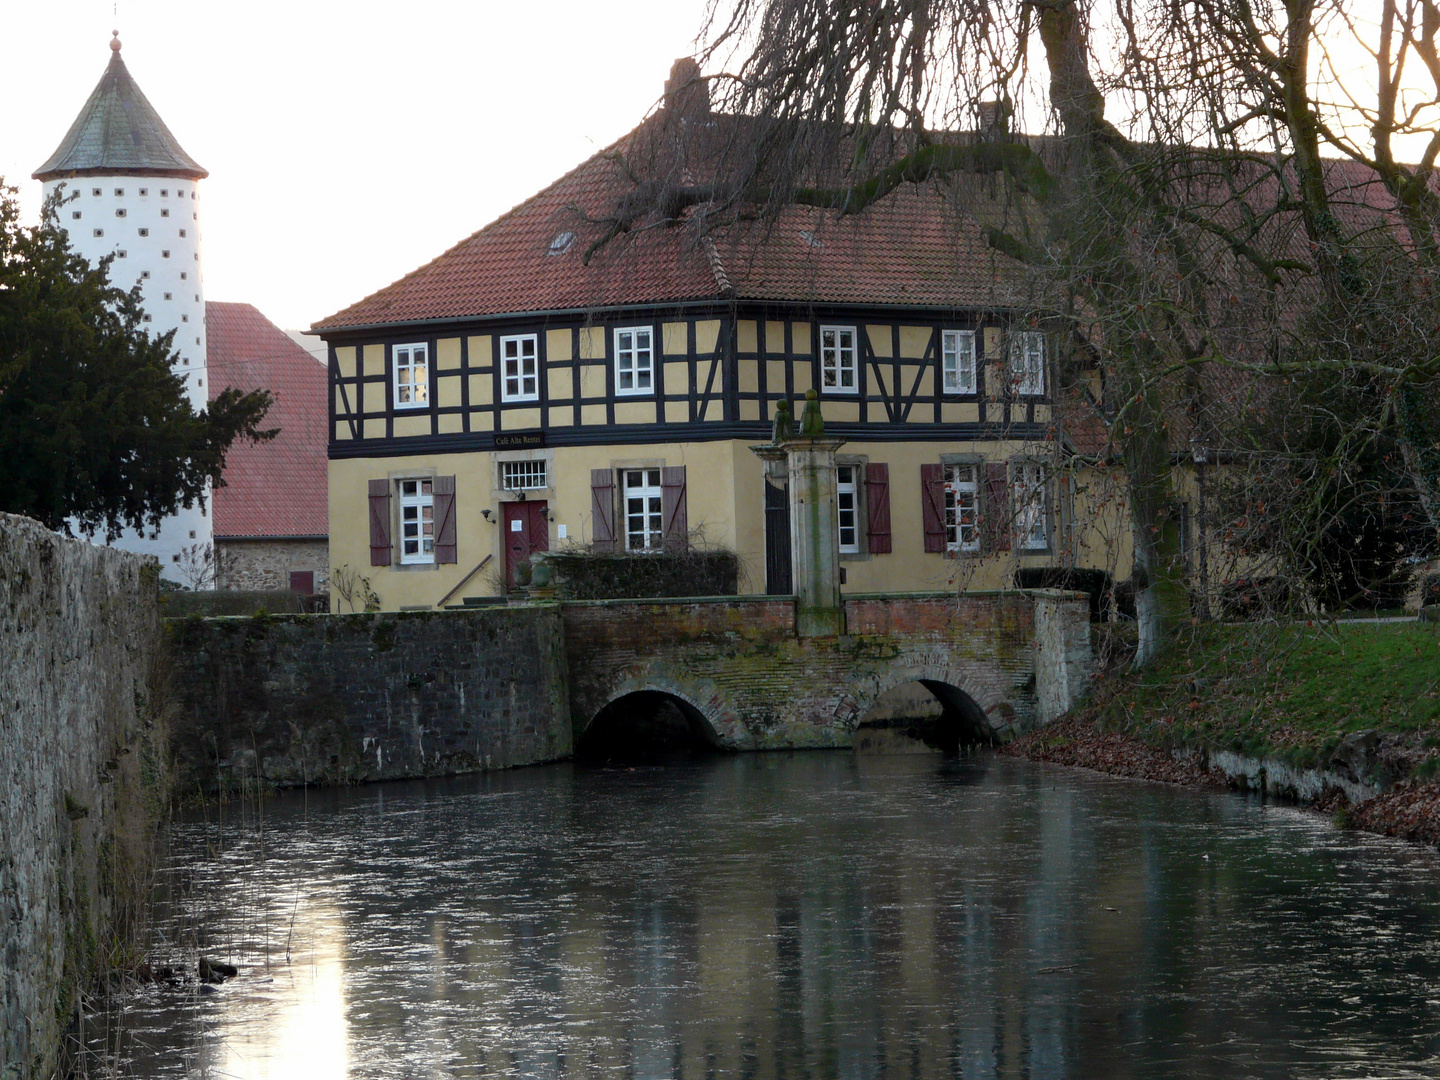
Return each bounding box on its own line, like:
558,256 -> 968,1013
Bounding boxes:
548,231 -> 575,256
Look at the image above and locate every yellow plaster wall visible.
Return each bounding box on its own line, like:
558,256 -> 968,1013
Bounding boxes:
663,322 -> 687,356
899,327 -> 932,359
738,358 -> 759,395
736,320 -> 757,355
438,413 -> 464,435
866,326 -> 893,358
765,321 -> 785,354
578,326 -> 604,360
614,401 -> 655,425
664,362 -> 690,394
362,344 -> 385,378
329,437 -> 1123,611
436,375 -> 462,409
791,323 -> 811,353
695,320 -> 720,355
469,372 -> 493,408
436,337 -> 462,370
501,407 -> 542,430
547,329 -> 572,363
548,367 -> 573,401
393,414 -> 430,438
335,346 -> 356,379
578,362 -> 606,400
468,335 -> 493,368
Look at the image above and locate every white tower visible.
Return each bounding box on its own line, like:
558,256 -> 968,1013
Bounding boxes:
33,32 -> 211,581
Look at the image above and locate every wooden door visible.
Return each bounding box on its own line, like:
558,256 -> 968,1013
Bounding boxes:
503,501 -> 550,588
764,478 -> 792,595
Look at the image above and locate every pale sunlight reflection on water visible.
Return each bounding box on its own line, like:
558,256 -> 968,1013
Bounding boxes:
98,752 -> 1440,1079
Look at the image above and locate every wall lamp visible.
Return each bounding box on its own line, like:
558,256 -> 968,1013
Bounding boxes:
481,508 -> 493,522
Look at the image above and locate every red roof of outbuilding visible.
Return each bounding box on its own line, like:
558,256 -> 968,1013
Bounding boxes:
207,302 -> 328,539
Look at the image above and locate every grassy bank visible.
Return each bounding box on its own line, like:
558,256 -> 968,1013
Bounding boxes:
1005,619 -> 1440,843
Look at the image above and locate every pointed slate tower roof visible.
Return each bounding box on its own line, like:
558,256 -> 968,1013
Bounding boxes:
33,33 -> 207,182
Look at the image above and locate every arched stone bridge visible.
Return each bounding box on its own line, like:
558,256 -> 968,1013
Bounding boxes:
167,588 -> 1092,791
563,591 -> 1092,751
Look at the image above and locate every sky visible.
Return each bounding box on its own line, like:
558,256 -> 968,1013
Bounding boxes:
3,0 -> 714,331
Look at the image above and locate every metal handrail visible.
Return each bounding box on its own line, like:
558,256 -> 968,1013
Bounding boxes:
434,554 -> 493,609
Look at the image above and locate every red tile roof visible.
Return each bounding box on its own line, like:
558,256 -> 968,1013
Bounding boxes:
312,120 -> 1034,331
207,302 -> 328,538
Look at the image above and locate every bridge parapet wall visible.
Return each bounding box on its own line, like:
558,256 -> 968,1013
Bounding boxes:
564,591 -> 1080,748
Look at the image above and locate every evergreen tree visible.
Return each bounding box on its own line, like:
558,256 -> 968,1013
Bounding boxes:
0,182 -> 274,538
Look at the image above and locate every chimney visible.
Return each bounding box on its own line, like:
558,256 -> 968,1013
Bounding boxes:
977,100 -> 1010,136
664,57 -> 711,120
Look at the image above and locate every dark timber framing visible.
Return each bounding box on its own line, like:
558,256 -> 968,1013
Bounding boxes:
327,302 -> 1053,460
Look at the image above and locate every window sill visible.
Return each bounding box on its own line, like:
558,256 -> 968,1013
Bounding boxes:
392,561 -> 439,572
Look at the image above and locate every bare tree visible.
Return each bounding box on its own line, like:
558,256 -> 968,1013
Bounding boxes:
582,0 -> 1440,660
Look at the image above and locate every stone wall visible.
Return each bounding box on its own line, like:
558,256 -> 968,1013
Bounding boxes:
0,514 -> 167,1079
215,537 -> 328,593
167,606 -> 571,792
563,592 -> 1065,748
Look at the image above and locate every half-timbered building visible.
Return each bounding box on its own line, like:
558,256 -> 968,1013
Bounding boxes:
313,65 -> 1121,611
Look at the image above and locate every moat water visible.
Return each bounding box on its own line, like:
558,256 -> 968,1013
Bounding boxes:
97,752 -> 1440,1079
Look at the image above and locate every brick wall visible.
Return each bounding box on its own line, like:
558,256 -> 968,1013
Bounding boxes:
167,606 -> 570,791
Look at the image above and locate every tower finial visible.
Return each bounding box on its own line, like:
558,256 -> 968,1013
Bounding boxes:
110,30 -> 122,53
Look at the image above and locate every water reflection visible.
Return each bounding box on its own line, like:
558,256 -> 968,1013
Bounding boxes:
108,753 -> 1440,1078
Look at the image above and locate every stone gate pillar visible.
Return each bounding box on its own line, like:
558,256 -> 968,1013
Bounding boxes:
1032,589 -> 1093,722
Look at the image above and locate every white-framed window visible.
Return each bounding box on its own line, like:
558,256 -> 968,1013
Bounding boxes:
398,479 -> 435,564
837,465 -> 860,553
944,464 -> 980,553
942,330 -> 977,394
1010,331 -> 1045,396
393,343 -> 429,409
615,326 -> 654,395
501,334 -> 539,401
500,460 -> 547,490
820,325 -> 858,392
1013,461 -> 1048,549
623,468 -> 664,550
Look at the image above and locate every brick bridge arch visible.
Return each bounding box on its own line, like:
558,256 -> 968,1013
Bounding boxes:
563,591 -> 1090,751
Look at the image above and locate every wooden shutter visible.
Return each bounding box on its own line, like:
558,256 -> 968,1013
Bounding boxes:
368,479 -> 392,566
920,464 -> 946,553
984,462 -> 1011,552
288,571 -> 314,595
866,462 -> 891,554
661,466 -> 688,551
433,475 -> 457,564
591,469 -> 616,551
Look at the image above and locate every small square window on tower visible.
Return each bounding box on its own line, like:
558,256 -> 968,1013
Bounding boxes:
164,292 -> 172,300
141,270 -> 150,279
114,188 -> 124,196
160,189 -> 169,197
161,250 -> 170,258
177,188 -> 185,197
92,228 -> 103,237
180,272 -> 187,280
161,209 -> 169,218
138,228 -> 148,237
182,315 -> 188,323
114,208 -> 126,218
91,188 -> 101,196
143,314 -> 152,322
138,187 -> 148,196
179,229 -> 186,238
72,211 -> 81,220
116,250 -> 126,258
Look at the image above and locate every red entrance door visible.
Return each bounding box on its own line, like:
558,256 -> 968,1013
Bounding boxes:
503,500 -> 549,588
